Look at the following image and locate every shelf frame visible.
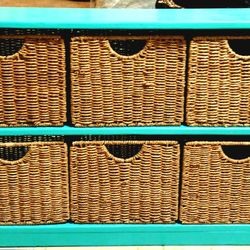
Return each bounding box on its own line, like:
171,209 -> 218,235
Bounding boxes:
0,6 -> 249,247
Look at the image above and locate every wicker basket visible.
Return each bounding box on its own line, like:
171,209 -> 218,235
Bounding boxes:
0,35 -> 66,127
71,36 -> 186,127
70,140 -> 180,223
0,141 -> 69,224
180,141 -> 250,224
187,36 -> 250,126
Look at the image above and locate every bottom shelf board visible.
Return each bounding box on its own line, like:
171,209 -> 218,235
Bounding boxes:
1,224 -> 250,247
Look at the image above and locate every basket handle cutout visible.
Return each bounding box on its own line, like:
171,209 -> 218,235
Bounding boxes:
109,40 -> 147,57
0,39 -> 25,57
159,0 -> 250,8
0,146 -> 29,162
221,145 -> 250,161
228,39 -> 250,56
105,144 -> 143,160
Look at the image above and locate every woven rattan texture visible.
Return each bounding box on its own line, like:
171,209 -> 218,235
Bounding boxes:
0,141 -> 69,224
70,141 -> 180,223
0,35 -> 66,127
180,141 -> 250,224
187,36 -> 250,126
71,36 -> 186,127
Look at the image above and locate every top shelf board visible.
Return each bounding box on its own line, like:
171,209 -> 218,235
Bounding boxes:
0,8 -> 250,29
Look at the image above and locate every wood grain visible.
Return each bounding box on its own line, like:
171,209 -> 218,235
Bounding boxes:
1,0 -> 90,8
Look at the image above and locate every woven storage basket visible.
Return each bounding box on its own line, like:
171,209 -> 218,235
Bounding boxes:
0,141 -> 69,224
0,35 -> 66,126
71,36 -> 186,127
187,36 -> 250,126
180,141 -> 250,224
70,140 -> 180,223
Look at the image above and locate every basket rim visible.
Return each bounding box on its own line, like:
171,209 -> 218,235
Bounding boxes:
185,141 -> 250,163
71,35 -> 186,60
0,141 -> 65,165
72,140 -> 179,163
0,35 -> 64,60
191,36 -> 250,59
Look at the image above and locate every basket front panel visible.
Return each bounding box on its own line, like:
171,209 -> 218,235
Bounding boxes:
181,142 -> 250,224
71,36 -> 186,127
0,142 -> 69,224
70,141 -> 180,223
0,36 -> 66,127
187,36 -> 250,126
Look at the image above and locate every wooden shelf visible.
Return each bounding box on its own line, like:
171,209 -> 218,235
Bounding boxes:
1,224 -> 250,247
0,125 -> 249,136
0,7 -> 249,247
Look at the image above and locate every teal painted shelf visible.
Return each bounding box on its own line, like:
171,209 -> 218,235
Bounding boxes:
0,125 -> 249,136
0,8 -> 250,29
1,223 -> 250,247
0,6 -> 249,248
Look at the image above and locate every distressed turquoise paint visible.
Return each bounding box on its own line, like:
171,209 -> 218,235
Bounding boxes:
0,224 -> 250,247
0,8 -> 250,29
0,126 -> 249,136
